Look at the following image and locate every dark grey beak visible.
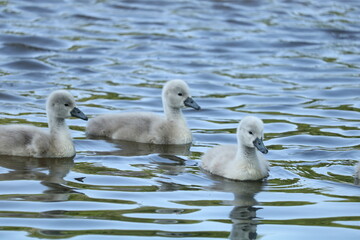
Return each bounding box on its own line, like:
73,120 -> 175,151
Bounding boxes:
70,107 -> 88,121
253,137 -> 268,154
184,97 -> 201,110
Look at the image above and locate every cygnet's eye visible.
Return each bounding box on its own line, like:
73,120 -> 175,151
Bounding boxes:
248,131 -> 253,135
178,92 -> 183,96
64,103 -> 69,107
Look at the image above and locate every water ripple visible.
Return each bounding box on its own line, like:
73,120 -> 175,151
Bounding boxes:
0,0 -> 359,239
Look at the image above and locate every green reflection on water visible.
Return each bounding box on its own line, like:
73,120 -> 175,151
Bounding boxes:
261,216 -> 360,230
261,201 -> 316,206
172,200 -> 224,207
79,92 -> 141,103
67,194 -> 136,205
67,181 -> 159,192
0,118 -> 46,127
0,227 -> 229,239
61,206 -> 200,224
72,162 -> 156,179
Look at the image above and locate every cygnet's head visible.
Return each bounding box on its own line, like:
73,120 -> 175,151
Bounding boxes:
46,90 -> 88,121
237,116 -> 268,154
162,79 -> 200,110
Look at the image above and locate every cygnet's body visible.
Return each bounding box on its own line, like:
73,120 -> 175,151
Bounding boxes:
86,79 -> 200,144
0,90 -> 88,158
201,116 -> 269,181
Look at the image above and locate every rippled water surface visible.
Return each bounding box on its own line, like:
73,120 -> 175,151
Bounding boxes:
0,0 -> 360,239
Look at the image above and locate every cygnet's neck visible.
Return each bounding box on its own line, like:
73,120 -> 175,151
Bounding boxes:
235,142 -> 259,164
47,114 -> 75,157
48,115 -> 71,141
164,104 -> 186,123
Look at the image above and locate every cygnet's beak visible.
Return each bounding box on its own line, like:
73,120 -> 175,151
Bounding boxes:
70,107 -> 88,121
253,137 -> 268,154
184,97 -> 201,110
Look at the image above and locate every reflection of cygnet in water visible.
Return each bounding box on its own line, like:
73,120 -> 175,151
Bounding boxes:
355,162 -> 360,185
201,116 -> 269,181
209,177 -> 264,207
87,138 -> 191,156
42,158 -> 74,183
208,176 -> 265,240
0,156 -> 75,201
148,154 -> 198,192
228,181 -> 264,240
229,205 -> 260,240
155,154 -> 188,176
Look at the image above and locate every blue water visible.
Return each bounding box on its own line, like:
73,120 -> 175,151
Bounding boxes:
0,0 -> 359,239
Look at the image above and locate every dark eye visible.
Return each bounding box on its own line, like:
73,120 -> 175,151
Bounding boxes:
249,131 -> 253,135
178,93 -> 183,96
64,103 -> 69,107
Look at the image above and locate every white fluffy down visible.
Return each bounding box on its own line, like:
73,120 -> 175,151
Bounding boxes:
0,90 -> 87,158
201,116 -> 269,181
86,79 -> 200,144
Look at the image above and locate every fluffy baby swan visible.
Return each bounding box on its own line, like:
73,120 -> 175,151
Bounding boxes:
0,90 -> 88,158
86,79 -> 200,144
201,116 -> 269,181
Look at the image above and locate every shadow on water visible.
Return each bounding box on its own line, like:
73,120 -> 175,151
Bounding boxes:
0,156 -> 78,202
86,136 -> 192,156
153,154 -> 190,177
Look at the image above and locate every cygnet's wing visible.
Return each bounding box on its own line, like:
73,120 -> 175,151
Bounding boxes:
0,125 -> 50,157
201,144 -> 237,175
87,112 -> 165,143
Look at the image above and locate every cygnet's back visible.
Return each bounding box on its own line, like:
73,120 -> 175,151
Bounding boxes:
201,116 -> 269,181
0,90 -> 88,158
86,79 -> 200,144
